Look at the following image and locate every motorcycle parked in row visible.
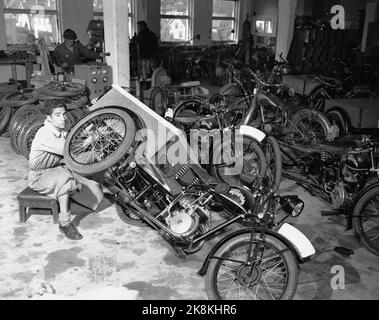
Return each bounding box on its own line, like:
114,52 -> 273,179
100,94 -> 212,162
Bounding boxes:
62,104 -> 316,300
167,94 -> 282,192
281,135 -> 379,256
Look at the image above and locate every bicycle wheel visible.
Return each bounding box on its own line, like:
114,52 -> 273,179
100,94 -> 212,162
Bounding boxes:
262,136 -> 282,191
205,233 -> 298,300
211,135 -> 267,188
63,108 -> 136,175
352,185 -> 379,256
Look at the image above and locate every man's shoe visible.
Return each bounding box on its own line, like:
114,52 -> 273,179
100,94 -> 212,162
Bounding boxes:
59,223 -> 83,240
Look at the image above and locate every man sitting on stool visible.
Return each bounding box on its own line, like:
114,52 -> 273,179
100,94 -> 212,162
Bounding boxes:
28,99 -> 103,240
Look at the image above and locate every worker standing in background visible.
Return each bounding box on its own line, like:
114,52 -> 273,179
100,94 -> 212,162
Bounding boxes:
53,29 -> 106,74
136,21 -> 159,80
242,14 -> 252,66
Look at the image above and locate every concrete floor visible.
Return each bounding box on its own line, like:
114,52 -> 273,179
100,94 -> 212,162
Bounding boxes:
0,136 -> 379,300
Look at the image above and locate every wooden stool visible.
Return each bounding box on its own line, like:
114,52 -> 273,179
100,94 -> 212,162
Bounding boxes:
17,187 -> 59,224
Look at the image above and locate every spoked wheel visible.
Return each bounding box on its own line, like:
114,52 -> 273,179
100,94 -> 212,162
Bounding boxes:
0,105 -> 12,135
39,82 -> 86,97
16,115 -> 46,155
2,89 -> 37,107
63,108 -> 136,175
290,109 -> 332,143
211,136 -> 267,188
352,186 -> 379,256
20,117 -> 46,160
10,105 -> 43,154
149,86 -> 166,117
205,233 -> 298,300
261,136 -> 282,191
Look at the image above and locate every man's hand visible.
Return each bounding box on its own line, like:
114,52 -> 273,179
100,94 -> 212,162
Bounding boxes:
61,62 -> 69,69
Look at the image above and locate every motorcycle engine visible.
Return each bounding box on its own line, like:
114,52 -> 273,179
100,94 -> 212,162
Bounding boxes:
166,196 -> 211,238
329,150 -> 371,208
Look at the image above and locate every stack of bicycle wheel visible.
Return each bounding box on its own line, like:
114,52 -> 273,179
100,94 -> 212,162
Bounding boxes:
9,82 -> 89,160
0,88 -> 38,137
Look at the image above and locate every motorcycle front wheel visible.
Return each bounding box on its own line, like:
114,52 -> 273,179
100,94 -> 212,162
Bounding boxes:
205,233 -> 298,300
63,108 -> 136,175
352,186 -> 379,256
262,136 -> 282,191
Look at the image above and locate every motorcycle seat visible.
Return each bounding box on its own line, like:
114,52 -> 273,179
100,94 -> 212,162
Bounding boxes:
173,109 -> 202,125
174,115 -> 202,125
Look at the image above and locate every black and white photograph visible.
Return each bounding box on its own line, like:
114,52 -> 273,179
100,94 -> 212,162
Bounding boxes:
0,0 -> 378,305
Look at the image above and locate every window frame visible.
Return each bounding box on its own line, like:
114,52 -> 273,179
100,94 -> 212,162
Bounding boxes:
211,0 -> 239,44
253,15 -> 277,37
160,0 -> 193,45
93,0 -> 136,38
2,0 -> 61,47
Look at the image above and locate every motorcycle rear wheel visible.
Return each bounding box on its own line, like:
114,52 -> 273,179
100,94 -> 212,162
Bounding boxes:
205,233 -> 298,300
64,108 -> 136,175
352,186 -> 379,256
211,136 -> 267,187
290,109 -> 332,143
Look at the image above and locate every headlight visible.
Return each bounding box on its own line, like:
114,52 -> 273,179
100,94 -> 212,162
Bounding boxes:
280,195 -> 304,218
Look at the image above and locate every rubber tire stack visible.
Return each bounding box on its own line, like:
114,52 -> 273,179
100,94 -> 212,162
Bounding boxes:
7,82 -> 89,160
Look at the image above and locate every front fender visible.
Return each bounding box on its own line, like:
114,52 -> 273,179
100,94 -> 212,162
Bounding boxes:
197,226 -> 311,277
239,125 -> 266,143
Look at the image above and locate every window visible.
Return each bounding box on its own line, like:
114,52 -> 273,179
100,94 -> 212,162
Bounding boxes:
212,0 -> 238,42
255,17 -> 274,35
160,0 -> 191,43
93,0 -> 135,38
3,0 -> 60,45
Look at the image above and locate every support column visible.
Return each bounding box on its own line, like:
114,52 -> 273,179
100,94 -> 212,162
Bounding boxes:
0,0 -> 6,50
361,2 -> 378,53
103,0 -> 130,88
276,0 -> 297,60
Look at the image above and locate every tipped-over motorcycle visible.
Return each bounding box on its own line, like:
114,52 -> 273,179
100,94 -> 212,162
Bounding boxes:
62,105 -> 315,300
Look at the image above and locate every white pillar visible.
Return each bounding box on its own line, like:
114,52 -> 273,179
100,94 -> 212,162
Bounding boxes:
103,0 -> 130,88
0,0 -> 6,50
361,2 -> 378,53
276,0 -> 297,60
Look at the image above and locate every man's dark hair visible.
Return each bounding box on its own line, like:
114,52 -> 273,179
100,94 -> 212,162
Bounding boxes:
137,21 -> 147,29
44,99 -> 67,116
63,29 -> 77,40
